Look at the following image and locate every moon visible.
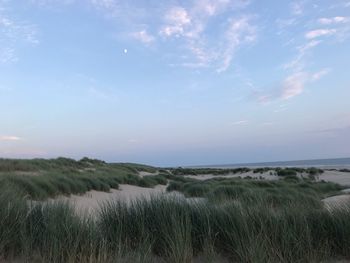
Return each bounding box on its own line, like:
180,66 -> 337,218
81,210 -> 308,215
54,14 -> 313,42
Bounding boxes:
124,49 -> 128,54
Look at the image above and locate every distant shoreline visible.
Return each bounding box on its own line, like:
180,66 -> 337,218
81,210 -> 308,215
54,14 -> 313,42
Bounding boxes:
187,157 -> 350,169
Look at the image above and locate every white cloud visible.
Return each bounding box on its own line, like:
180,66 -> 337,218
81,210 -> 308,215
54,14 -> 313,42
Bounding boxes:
318,16 -> 350,25
281,72 -> 308,100
193,0 -> 239,17
217,17 -> 256,72
311,68 -> 331,81
281,69 -> 330,100
283,40 -> 321,71
0,136 -> 22,141
131,30 -> 155,44
298,40 -> 321,53
30,0 -> 255,73
158,1 -> 255,72
305,29 -> 337,39
160,7 -> 191,37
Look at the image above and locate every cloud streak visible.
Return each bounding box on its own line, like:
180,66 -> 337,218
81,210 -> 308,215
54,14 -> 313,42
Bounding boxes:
305,29 -> 337,39
318,16 -> 350,25
0,136 -> 22,141
281,69 -> 330,100
158,1 -> 256,72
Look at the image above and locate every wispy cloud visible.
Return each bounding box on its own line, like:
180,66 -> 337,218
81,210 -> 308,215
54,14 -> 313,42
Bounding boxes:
281,72 -> 307,100
159,7 -> 191,37
131,30 -> 155,44
0,136 -> 22,141
283,40 -> 322,72
318,16 -> 350,25
158,1 -> 256,72
30,0 -> 256,73
305,29 -> 337,39
311,68 -> 331,81
0,2 -> 39,64
281,68 -> 330,100
217,16 -> 256,72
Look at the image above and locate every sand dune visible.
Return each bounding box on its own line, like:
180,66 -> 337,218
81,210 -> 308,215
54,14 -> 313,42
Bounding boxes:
50,184 -> 167,214
323,193 -> 350,211
43,169 -> 350,214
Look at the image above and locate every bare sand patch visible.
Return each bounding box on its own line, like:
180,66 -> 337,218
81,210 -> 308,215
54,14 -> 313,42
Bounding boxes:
138,171 -> 159,177
45,183 -> 206,215
319,171 -> 350,186
184,170 -> 350,186
184,171 -> 277,181
323,194 -> 350,211
51,184 -> 167,215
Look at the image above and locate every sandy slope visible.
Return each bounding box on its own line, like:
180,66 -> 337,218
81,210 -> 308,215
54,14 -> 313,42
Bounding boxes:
51,184 -> 167,214
323,193 -> 350,211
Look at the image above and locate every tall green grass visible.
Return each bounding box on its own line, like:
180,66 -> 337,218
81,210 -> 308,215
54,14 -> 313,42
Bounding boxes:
1,159 -> 349,262
0,158 -> 166,200
1,189 -> 350,262
166,176 -> 344,208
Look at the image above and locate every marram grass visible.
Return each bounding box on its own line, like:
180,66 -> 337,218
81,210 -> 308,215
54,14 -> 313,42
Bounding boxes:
1,189 -> 350,262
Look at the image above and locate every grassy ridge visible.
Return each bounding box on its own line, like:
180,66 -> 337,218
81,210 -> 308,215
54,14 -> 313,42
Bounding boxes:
0,158 -> 166,200
166,175 -> 343,205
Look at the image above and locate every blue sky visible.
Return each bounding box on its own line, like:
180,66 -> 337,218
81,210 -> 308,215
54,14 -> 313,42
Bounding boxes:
0,0 -> 349,166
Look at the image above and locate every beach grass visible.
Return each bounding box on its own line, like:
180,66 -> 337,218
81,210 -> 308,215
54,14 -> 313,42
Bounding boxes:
1,191 -> 350,262
0,158 -> 165,200
1,158 -> 350,262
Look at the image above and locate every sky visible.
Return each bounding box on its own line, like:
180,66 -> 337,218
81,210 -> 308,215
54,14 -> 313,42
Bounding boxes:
0,0 -> 349,166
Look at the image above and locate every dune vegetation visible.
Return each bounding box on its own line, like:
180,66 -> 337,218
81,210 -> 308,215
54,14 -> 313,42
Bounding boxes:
0,158 -> 166,200
1,158 -> 350,262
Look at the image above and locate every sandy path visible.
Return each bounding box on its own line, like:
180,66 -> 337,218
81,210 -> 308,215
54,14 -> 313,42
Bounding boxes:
51,184 -> 167,215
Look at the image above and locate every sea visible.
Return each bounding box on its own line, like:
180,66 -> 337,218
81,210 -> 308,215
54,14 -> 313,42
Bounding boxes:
192,157 -> 350,169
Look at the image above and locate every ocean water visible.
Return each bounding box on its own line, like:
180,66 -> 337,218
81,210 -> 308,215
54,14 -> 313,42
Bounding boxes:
196,158 -> 350,168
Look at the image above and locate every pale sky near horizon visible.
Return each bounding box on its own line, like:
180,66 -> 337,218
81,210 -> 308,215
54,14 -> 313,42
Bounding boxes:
0,0 -> 349,166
